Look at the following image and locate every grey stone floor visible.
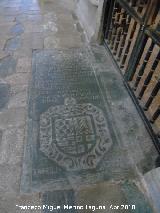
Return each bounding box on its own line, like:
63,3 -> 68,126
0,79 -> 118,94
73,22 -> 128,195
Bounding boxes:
0,0 -> 159,212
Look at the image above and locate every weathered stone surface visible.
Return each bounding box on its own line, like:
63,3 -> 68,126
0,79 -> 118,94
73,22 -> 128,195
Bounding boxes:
121,182 -> 153,213
0,16 -> 15,24
0,127 -> 25,165
13,47 -> 33,58
0,164 -> 21,194
16,57 -> 32,73
8,87 -> 28,108
0,7 -> 20,16
142,168 -> 160,213
24,22 -> 43,33
9,83 -> 28,97
0,55 -> 17,77
77,182 -> 127,213
99,71 -> 158,173
0,193 -> 41,213
5,72 -> 29,86
0,80 -> 10,109
90,45 -> 115,65
76,22 -> 84,33
0,129 -> 2,145
76,181 -> 153,212
0,0 -> 157,212
21,33 -> 44,49
4,36 -> 21,51
0,107 -> 26,128
42,190 -> 75,213
44,34 -> 83,49
16,13 -> 42,23
0,37 -> 7,50
7,82 -> 28,108
43,21 -> 58,33
21,48 -> 136,193
10,22 -> 24,36
0,51 -> 9,59
0,23 -> 14,36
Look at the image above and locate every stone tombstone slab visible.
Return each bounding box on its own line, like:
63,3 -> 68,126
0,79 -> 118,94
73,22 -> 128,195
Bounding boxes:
22,48 -> 116,192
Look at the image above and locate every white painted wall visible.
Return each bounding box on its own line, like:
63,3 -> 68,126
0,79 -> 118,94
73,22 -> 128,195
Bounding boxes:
75,0 -> 105,42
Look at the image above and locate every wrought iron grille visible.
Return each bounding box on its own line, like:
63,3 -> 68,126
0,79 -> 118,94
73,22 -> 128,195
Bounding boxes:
104,0 -> 160,152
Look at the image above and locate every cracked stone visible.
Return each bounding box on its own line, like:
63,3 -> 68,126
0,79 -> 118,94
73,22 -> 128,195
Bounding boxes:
4,36 -> 21,51
0,51 -> 9,59
0,37 -> 6,50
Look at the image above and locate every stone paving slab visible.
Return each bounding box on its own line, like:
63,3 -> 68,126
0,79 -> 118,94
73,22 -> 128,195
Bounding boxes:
42,190 -> 75,213
8,86 -> 28,108
0,193 -> 41,213
5,72 -> 29,85
44,35 -> 83,49
0,164 -> 21,194
10,22 -> 24,36
76,181 -> 153,213
21,48 -> 136,193
16,57 -> 32,73
0,80 -> 10,109
0,55 -> 17,77
0,127 -> 25,165
0,107 -> 26,128
0,0 -> 158,212
4,36 -> 21,51
89,45 -> 158,174
42,181 -> 153,213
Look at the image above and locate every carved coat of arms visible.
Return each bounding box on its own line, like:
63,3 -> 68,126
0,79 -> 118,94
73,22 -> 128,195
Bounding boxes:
40,98 -> 112,171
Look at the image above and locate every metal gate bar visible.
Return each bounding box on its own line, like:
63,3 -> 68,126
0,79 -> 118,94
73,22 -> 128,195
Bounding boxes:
103,0 -> 160,153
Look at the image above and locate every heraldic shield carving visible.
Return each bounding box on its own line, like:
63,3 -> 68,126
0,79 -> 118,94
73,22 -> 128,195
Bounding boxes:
39,98 -> 112,171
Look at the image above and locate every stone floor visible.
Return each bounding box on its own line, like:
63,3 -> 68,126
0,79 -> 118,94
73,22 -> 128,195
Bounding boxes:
0,0 -> 159,212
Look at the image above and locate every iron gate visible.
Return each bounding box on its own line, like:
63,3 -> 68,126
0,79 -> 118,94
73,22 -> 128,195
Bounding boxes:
103,0 -> 160,153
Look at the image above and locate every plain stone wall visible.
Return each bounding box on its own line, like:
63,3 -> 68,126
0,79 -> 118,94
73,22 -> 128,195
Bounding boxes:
75,0 -> 105,42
